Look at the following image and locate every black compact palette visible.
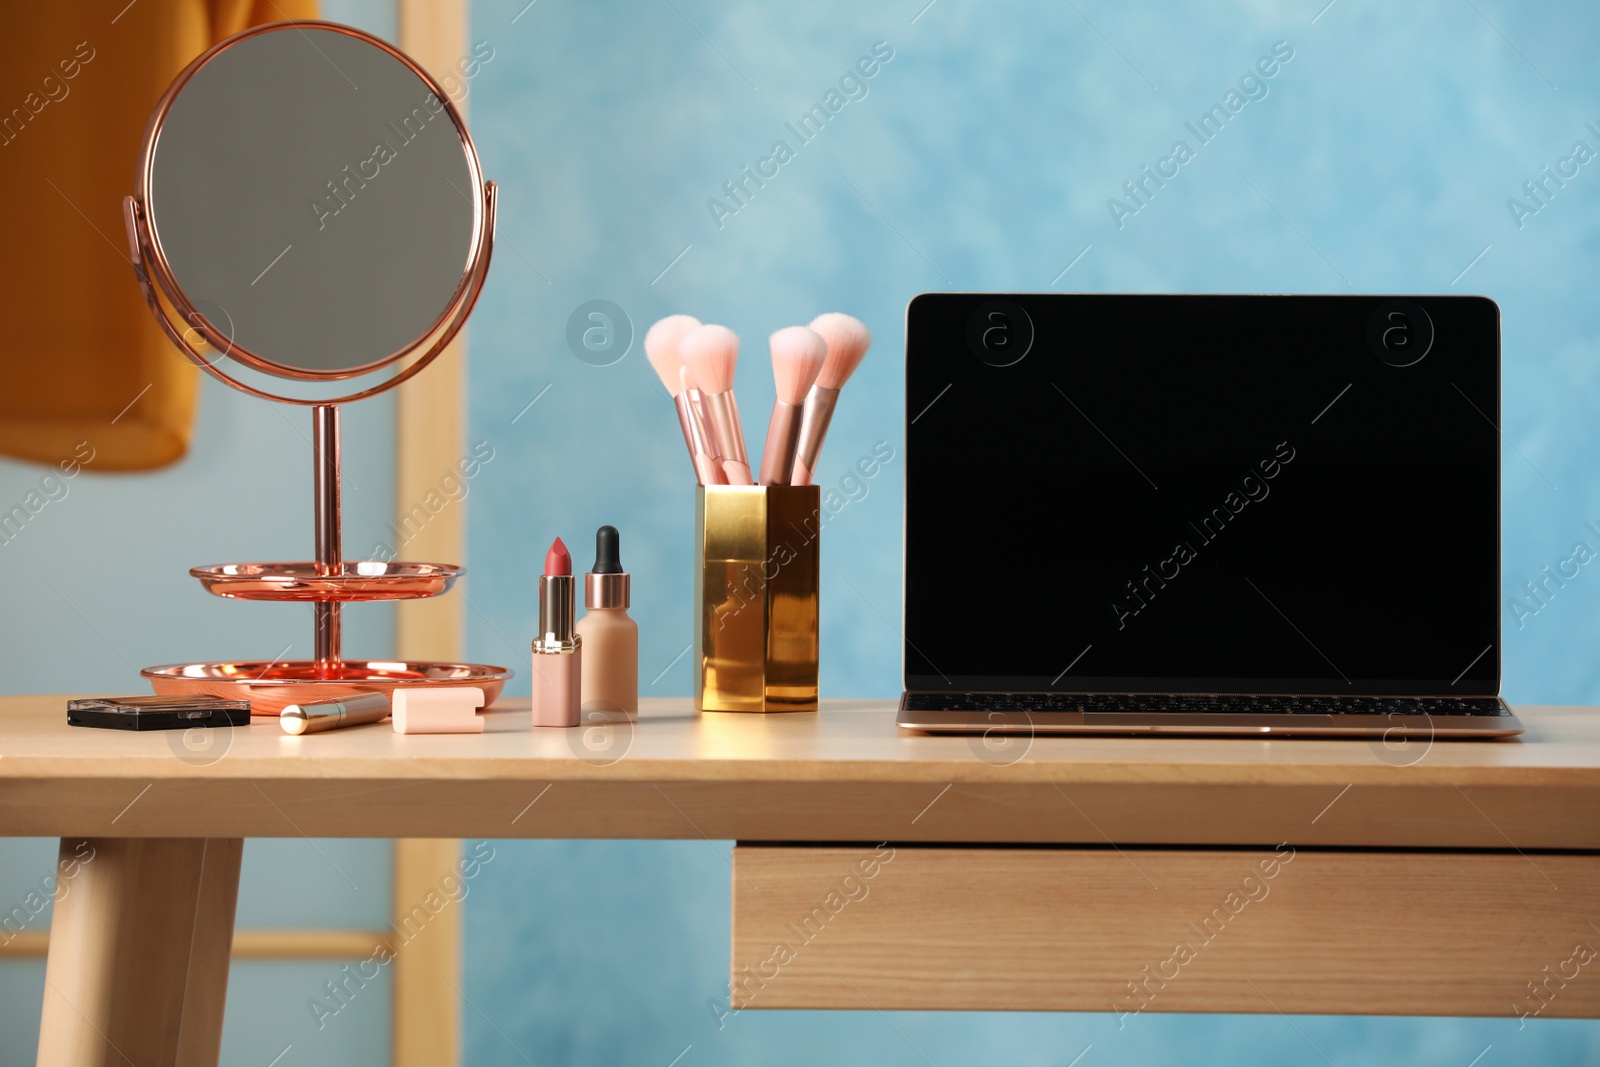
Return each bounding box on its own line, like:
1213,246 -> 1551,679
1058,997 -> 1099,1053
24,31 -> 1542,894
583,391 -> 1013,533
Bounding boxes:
67,695 -> 252,731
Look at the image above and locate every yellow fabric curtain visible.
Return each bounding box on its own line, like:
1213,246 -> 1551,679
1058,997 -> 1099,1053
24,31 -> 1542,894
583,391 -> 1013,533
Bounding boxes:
0,0 -> 319,472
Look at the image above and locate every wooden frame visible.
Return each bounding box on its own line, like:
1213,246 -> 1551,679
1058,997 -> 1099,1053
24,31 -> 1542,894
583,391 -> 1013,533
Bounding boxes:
1,929 -> 392,960
393,4 -> 471,1065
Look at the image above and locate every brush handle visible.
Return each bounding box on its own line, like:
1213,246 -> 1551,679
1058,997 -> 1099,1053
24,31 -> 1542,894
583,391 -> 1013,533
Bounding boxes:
685,389 -> 719,458
790,386 -> 840,486
671,394 -> 701,482
678,391 -> 725,485
759,400 -> 805,486
701,389 -> 753,485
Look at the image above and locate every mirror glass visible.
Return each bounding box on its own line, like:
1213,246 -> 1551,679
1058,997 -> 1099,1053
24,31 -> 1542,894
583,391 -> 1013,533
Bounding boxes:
147,25 -> 477,375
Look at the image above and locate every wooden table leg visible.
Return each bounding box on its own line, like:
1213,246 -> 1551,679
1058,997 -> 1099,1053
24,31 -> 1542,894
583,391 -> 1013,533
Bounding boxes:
37,837 -> 244,1067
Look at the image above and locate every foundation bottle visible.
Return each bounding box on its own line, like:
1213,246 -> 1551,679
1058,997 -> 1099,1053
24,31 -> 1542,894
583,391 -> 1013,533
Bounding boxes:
576,525 -> 638,720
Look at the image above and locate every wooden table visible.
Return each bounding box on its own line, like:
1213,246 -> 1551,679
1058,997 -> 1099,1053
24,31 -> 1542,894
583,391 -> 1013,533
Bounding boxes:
4,696 -> 1598,1064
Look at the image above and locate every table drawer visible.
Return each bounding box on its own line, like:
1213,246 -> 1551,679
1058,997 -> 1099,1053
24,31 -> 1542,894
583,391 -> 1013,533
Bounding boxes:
730,844 -> 1600,1017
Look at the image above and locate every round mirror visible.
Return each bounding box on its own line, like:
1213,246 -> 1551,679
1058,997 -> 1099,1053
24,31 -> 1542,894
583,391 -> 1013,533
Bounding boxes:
127,21 -> 493,397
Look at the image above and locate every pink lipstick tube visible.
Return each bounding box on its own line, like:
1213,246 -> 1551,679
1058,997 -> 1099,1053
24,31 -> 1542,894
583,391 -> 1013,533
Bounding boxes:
532,572 -> 582,727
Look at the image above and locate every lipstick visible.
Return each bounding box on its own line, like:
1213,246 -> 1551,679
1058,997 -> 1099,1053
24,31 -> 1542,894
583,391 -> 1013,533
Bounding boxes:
531,537 -> 582,727
280,692 -> 390,734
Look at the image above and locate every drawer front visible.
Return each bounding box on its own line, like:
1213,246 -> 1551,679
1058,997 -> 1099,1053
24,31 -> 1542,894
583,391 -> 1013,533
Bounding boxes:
731,844 -> 1600,1018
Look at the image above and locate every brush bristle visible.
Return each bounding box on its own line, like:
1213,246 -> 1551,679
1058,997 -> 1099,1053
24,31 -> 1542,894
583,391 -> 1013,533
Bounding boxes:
679,324 -> 740,394
678,365 -> 698,393
769,327 -> 827,406
808,313 -> 872,391
644,314 -> 702,395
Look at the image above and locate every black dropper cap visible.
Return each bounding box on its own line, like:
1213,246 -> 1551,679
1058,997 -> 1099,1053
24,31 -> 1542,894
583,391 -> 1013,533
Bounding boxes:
586,526 -> 628,609
593,525 -> 623,574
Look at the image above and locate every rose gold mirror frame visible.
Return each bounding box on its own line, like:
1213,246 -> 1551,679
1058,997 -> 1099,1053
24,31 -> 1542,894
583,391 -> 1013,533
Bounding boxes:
121,19 -> 496,402
121,20 -> 508,705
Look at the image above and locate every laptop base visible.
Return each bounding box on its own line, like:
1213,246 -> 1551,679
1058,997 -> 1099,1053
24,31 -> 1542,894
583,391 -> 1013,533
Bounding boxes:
897,693 -> 1524,739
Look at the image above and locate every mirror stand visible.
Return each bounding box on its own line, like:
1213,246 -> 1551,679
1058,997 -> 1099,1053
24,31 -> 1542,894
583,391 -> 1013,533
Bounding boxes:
312,404 -> 343,677
126,20 -> 511,714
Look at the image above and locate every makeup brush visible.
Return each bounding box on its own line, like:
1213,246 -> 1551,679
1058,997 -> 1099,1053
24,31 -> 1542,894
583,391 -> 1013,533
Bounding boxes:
680,323 -> 753,485
644,315 -> 721,485
679,365 -> 725,485
791,313 -> 871,486
758,326 -> 827,486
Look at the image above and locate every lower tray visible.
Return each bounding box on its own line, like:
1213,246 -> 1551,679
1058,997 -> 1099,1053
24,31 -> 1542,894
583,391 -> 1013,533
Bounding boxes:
142,660 -> 512,717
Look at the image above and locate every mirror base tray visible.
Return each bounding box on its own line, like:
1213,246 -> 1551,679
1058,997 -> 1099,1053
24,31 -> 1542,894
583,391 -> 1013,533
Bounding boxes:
143,660 -> 512,717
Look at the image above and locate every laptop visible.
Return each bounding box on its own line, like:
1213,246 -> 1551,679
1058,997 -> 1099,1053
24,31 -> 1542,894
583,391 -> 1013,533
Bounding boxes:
896,294 -> 1522,738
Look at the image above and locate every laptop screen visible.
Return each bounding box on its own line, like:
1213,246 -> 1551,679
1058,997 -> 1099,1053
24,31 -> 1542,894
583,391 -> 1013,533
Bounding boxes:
903,294 -> 1501,696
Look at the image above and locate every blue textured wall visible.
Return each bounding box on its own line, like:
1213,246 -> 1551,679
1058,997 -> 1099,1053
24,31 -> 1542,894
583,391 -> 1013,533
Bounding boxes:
461,0 -> 1600,1063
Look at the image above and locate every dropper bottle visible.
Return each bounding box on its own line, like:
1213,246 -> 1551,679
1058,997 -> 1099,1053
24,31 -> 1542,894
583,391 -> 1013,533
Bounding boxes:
575,525 -> 639,721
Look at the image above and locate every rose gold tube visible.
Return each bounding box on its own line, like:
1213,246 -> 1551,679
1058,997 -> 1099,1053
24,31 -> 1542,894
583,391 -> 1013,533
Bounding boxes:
692,391 -> 726,471
676,392 -> 724,486
758,400 -> 804,486
312,404 -> 343,678
671,393 -> 699,479
700,389 -> 752,485
790,386 -> 840,487
281,692 -> 389,735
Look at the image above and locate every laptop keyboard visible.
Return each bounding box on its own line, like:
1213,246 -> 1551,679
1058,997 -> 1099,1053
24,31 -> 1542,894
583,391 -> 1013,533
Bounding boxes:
902,693 -> 1510,716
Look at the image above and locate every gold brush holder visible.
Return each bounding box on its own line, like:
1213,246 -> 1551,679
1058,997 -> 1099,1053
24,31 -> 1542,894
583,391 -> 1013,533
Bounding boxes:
694,485 -> 820,712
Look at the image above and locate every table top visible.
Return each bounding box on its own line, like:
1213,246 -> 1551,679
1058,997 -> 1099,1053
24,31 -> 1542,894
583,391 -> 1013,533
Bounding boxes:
2,696 -> 1596,848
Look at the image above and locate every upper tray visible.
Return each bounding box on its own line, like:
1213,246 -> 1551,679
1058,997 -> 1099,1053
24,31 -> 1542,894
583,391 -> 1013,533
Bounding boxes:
191,561 -> 461,601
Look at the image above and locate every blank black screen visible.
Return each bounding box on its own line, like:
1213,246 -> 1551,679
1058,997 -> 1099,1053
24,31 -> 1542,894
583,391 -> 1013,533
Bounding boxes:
904,294 -> 1500,695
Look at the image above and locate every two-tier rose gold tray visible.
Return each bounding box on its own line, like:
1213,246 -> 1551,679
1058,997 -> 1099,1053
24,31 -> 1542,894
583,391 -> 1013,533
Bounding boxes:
124,22 -> 511,715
